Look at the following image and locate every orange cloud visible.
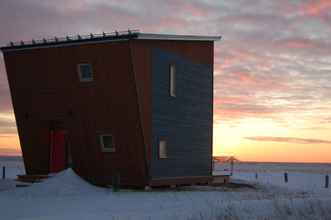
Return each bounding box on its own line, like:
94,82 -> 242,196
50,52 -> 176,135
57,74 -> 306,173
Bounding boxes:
301,0 -> 331,16
246,136 -> 331,144
281,38 -> 316,49
214,96 -> 249,105
214,105 -> 278,120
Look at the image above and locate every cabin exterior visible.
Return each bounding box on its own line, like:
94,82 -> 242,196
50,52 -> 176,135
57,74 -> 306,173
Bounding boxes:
1,31 -> 220,187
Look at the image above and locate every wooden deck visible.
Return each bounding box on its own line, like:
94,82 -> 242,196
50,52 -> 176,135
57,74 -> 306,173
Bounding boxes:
149,176 -> 212,187
212,174 -> 230,185
149,174 -> 230,187
16,174 -> 50,183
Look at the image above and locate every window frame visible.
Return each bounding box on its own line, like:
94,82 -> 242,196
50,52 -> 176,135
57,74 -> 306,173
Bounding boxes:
169,64 -> 176,97
99,134 -> 115,153
77,63 -> 94,82
158,139 -> 168,159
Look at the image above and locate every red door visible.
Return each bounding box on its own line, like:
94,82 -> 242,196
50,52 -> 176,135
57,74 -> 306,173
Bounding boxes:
49,130 -> 67,173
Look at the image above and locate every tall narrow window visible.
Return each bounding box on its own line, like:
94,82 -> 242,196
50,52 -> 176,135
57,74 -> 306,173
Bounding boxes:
170,64 -> 176,97
78,63 -> 93,82
159,140 -> 168,159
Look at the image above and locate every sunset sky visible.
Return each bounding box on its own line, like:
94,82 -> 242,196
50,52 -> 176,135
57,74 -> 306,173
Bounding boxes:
0,0 -> 331,162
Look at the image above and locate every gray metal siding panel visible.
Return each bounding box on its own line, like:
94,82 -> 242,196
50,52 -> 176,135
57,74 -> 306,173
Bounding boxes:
151,49 -> 213,178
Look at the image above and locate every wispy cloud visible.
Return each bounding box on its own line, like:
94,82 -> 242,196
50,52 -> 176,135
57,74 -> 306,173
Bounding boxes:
0,0 -> 331,159
300,0 -> 331,16
246,136 -> 331,144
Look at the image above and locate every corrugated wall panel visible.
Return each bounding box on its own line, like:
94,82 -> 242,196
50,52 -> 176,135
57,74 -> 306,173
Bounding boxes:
151,48 -> 213,178
3,41 -> 148,186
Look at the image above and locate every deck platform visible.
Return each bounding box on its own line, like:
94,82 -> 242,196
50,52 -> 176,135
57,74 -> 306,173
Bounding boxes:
16,174 -> 50,183
149,174 -> 230,187
212,174 -> 230,185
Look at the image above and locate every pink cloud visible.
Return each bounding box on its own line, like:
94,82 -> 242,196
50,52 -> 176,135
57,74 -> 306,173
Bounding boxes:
157,17 -> 190,29
301,0 -> 331,16
165,0 -> 212,17
215,48 -> 272,71
284,39 -> 314,48
218,69 -> 289,92
274,37 -> 331,54
180,2 -> 209,17
214,103 -> 279,121
214,96 -> 250,105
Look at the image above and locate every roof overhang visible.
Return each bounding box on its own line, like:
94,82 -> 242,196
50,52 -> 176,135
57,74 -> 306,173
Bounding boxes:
0,31 -> 222,52
136,33 -> 221,42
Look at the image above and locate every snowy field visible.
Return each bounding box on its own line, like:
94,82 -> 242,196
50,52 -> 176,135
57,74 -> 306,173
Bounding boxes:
0,157 -> 331,220
215,162 -> 331,194
0,156 -> 25,179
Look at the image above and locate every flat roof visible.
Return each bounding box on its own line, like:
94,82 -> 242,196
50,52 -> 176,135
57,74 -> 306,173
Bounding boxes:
137,33 -> 221,41
0,30 -> 221,52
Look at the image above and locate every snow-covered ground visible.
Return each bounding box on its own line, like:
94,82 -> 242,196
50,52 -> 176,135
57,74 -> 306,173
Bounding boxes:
0,156 -> 25,192
0,157 -> 331,220
0,156 -> 25,179
214,162 -> 331,195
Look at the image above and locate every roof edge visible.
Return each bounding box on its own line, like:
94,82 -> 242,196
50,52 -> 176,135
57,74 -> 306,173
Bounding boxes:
137,33 -> 221,41
0,31 -> 139,52
0,31 -> 222,52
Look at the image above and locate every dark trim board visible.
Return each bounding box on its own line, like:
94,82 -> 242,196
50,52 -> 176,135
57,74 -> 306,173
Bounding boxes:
149,176 -> 213,186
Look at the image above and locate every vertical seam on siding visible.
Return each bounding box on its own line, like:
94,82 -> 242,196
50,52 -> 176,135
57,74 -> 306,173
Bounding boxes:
128,40 -> 149,185
210,43 -> 214,176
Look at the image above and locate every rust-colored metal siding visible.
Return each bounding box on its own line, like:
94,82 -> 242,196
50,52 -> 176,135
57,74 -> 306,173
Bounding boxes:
3,41 -> 148,186
2,38 -> 214,187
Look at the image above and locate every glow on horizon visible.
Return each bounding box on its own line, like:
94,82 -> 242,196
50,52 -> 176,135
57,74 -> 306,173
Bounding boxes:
0,133 -> 21,156
0,0 -> 331,163
213,120 -> 331,163
0,119 -> 330,163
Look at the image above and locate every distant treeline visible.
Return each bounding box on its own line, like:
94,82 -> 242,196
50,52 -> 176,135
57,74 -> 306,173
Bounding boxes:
0,155 -> 23,161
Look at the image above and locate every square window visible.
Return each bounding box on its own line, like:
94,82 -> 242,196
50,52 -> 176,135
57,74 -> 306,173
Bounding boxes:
99,134 -> 115,152
78,63 -> 93,82
159,140 -> 168,159
169,64 -> 176,97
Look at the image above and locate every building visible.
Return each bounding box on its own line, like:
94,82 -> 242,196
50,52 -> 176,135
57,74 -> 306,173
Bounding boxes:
1,31 -> 221,187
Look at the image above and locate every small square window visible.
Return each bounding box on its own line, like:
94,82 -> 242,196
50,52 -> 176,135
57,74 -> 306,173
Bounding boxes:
169,64 -> 176,97
159,140 -> 168,159
99,134 -> 115,152
78,63 -> 93,82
